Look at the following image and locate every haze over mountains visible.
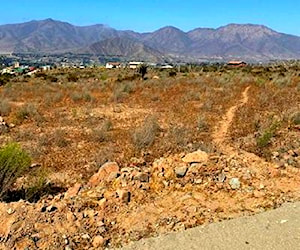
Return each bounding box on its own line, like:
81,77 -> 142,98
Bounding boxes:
0,18 -> 300,62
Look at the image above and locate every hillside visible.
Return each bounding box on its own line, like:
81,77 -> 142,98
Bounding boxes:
81,37 -> 165,62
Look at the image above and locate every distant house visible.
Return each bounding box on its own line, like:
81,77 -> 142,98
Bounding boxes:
41,65 -> 52,71
106,62 -> 121,69
129,61 -> 143,69
160,64 -> 174,69
13,61 -> 20,68
227,61 -> 247,67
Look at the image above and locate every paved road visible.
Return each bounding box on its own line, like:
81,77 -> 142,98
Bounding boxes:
122,202 -> 300,250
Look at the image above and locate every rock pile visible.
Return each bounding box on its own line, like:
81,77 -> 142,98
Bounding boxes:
0,148 -> 299,249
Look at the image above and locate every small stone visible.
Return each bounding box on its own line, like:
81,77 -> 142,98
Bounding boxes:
65,183 -> 81,198
134,172 -> 149,182
175,166 -> 188,178
46,205 -> 57,212
217,172 -> 226,182
162,180 -> 169,187
280,219 -> 288,224
7,208 -> 15,215
81,234 -> 90,239
194,179 -> 202,184
229,178 -> 241,189
92,235 -> 105,248
30,163 -> 41,169
117,189 -> 131,203
182,150 -> 208,163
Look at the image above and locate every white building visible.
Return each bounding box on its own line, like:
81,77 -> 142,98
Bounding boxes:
106,62 -> 121,69
129,61 -> 143,69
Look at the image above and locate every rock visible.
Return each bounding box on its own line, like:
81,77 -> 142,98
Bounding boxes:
117,189 -> 131,203
194,179 -> 202,184
182,150 -> 208,163
29,163 -> 41,169
217,172 -> 226,182
81,233 -> 90,239
46,205 -> 57,212
134,172 -> 149,182
65,183 -> 81,198
229,178 -> 241,189
88,162 -> 120,187
92,235 -> 105,248
175,166 -> 188,178
7,208 -> 15,215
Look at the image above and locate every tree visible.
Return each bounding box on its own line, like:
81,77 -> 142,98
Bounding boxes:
138,64 -> 148,80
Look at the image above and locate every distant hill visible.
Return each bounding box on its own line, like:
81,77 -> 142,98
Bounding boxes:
0,19 -> 300,61
80,37 -> 165,62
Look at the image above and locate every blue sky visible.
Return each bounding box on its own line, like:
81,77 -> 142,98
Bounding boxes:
1,0 -> 300,35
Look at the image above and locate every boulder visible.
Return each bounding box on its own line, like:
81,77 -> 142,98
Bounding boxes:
182,150 -> 208,163
88,162 -> 120,187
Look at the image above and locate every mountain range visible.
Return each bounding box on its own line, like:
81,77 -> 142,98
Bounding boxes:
0,18 -> 300,62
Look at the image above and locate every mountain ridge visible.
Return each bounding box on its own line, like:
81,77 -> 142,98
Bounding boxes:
0,19 -> 300,61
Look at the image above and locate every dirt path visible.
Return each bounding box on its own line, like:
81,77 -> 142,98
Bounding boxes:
212,86 -> 251,154
212,85 -> 279,174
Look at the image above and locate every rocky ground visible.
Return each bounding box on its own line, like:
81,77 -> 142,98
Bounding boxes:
0,86 -> 299,249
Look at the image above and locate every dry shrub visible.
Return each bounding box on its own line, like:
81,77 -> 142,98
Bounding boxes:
0,99 -> 11,116
14,104 -> 45,125
290,111 -> 300,125
53,129 -> 69,148
132,115 -> 160,151
89,119 -> 113,143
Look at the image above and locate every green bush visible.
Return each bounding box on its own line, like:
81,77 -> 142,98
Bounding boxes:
0,143 -> 31,200
256,121 -> 279,148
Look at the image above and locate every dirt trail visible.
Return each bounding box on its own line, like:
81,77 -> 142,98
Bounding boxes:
212,85 -> 279,174
212,86 -> 250,154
